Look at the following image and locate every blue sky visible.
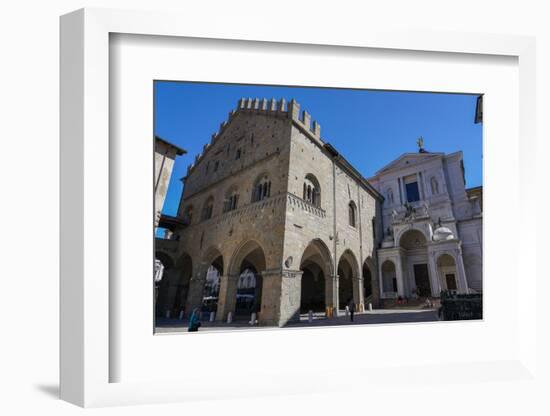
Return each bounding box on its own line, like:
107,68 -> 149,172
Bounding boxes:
155,81 -> 482,217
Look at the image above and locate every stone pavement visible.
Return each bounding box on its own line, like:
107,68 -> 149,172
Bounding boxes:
155,308 -> 440,334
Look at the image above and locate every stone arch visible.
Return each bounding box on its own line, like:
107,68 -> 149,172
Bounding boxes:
201,246 -> 224,272
155,250 -> 192,318
200,246 -> 224,312
299,238 -> 334,314
399,229 -> 431,296
155,250 -> 175,270
299,238 -> 334,277
228,239 -> 266,277
303,173 -> 321,207
398,228 -> 428,249
228,240 -> 267,318
199,247 -> 224,314
436,253 -> 458,291
338,249 -> 360,308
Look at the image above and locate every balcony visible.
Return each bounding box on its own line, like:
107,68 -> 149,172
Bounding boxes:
286,193 -> 326,218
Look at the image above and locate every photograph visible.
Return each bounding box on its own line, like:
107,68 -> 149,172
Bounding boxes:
153,82 -> 483,334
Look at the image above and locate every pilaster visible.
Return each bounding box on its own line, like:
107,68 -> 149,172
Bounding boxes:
184,275 -> 205,316
427,250 -> 442,296
215,274 -> 238,321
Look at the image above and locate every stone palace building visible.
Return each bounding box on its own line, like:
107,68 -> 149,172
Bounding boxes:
155,98 -> 483,327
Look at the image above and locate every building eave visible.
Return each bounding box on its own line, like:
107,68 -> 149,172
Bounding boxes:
155,135 -> 187,156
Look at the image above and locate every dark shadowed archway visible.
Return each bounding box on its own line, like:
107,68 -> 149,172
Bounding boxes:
200,252 -> 223,315
363,258 -> 374,300
229,240 -> 266,319
299,239 -> 334,314
338,250 -> 359,309
399,229 -> 430,296
155,251 -> 192,318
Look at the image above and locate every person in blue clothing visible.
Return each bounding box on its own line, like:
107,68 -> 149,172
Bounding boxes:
188,308 -> 201,332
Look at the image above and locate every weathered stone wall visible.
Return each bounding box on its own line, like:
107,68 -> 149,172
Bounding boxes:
281,121 -> 380,323
162,98 -> 383,326
173,101 -> 293,323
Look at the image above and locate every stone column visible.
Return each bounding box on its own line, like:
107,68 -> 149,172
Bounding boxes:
257,269 -> 303,327
427,251 -> 442,297
159,269 -> 177,315
454,248 -> 470,294
354,276 -> 364,312
378,261 -> 385,299
325,273 -> 335,316
332,274 -> 340,316
371,259 -> 381,308
395,255 -> 405,297
417,172 -> 424,200
280,269 -> 303,326
165,284 -> 178,316
184,273 -> 206,317
215,274 -> 238,321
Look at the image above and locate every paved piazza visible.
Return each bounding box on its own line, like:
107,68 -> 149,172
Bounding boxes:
155,308 -> 441,334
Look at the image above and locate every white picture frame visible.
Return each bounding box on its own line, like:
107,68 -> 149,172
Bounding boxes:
60,7 -> 538,408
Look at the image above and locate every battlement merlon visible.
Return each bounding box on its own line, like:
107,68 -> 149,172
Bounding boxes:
234,97 -> 322,139
186,97 -> 325,175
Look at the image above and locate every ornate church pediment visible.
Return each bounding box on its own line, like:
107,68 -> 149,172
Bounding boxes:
374,153 -> 443,176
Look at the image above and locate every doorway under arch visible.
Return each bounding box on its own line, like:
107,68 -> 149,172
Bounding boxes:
229,240 -> 266,319
299,239 -> 334,314
399,229 -> 431,297
338,250 -> 359,309
381,260 -> 397,294
155,251 -> 192,318
437,253 -> 458,292
201,254 -> 223,315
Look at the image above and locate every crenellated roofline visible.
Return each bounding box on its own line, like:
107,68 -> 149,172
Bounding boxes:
185,97 -> 324,176
183,98 -> 383,201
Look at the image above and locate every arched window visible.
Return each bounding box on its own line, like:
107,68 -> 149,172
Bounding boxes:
201,196 -> 214,221
223,187 -> 239,213
252,174 -> 271,202
183,205 -> 193,225
348,201 -> 357,227
303,174 -> 321,207
431,177 -> 439,195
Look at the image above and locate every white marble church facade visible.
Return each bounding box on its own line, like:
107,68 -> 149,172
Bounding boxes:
369,147 -> 482,299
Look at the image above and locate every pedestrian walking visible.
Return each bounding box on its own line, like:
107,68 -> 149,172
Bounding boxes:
348,298 -> 356,322
188,307 -> 202,332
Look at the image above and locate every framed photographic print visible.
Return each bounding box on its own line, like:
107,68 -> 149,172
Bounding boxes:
60,7 -> 538,408
152,83 -> 483,335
